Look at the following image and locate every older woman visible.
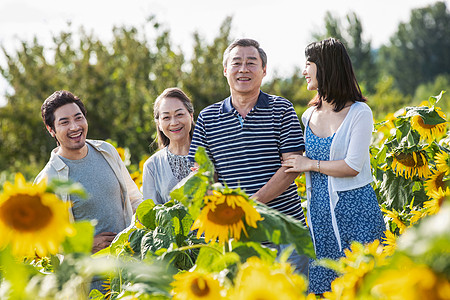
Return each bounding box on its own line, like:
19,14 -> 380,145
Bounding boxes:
142,88 -> 195,204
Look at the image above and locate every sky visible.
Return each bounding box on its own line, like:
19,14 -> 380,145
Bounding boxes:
0,0 -> 445,106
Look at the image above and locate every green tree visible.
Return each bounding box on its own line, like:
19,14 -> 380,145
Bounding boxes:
182,17 -> 233,113
414,74 -> 450,113
0,20 -> 184,177
379,1 -> 450,95
369,76 -> 411,119
312,11 -> 378,93
263,69 -> 315,110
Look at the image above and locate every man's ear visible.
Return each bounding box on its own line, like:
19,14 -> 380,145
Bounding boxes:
46,125 -> 55,137
223,67 -> 227,77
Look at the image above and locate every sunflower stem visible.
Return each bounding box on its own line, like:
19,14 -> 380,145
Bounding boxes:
223,238 -> 232,253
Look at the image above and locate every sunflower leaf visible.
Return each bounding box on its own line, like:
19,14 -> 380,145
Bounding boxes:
232,241 -> 278,263
428,90 -> 445,106
406,106 -> 447,126
379,170 -> 414,210
196,245 -> 240,272
136,199 -> 156,230
46,178 -> 88,200
240,203 -> 315,259
61,220 -> 95,254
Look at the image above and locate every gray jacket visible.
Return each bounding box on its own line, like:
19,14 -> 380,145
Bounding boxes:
34,139 -> 143,223
142,147 -> 180,204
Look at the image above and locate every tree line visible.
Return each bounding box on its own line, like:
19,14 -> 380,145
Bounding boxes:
0,2 -> 449,180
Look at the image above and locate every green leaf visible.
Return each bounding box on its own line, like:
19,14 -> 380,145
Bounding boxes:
157,245 -> 197,271
107,225 -> 138,256
129,228 -> 149,255
61,220 -> 95,254
406,105 -> 446,126
46,178 -> 88,199
195,146 -> 215,176
240,203 -> 315,259
428,90 -> 445,106
88,289 -> 105,300
195,244 -> 240,273
231,241 -> 277,263
379,170 -> 415,210
136,199 -> 156,229
0,247 -> 31,299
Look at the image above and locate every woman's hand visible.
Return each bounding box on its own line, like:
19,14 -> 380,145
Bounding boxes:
282,154 -> 312,173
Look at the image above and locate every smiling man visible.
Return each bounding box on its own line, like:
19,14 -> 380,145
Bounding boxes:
35,90 -> 143,292
35,91 -> 143,254
188,38 -> 309,274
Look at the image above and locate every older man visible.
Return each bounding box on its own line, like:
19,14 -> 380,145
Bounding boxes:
188,38 -> 308,274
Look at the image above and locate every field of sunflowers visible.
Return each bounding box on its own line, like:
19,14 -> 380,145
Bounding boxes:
0,92 -> 449,300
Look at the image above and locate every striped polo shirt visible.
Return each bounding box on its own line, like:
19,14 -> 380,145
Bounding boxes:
188,91 -> 306,222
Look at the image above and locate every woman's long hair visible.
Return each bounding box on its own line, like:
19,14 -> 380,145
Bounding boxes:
305,38 -> 366,111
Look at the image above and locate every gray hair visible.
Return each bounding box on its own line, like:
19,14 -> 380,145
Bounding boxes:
222,38 -> 267,68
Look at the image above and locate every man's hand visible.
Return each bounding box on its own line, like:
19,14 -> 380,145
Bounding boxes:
92,231 -> 117,253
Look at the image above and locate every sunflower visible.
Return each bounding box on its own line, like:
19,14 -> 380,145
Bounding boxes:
370,256 -> 450,300
115,146 -> 130,166
409,209 -> 425,226
424,169 -> 447,196
381,208 -> 407,234
435,151 -> 450,175
410,110 -> 447,142
0,173 -> 75,257
391,151 -> 431,179
231,256 -> 307,300
102,277 -> 112,300
323,241 -> 387,299
130,171 -> 142,190
171,271 -> 224,300
423,187 -> 450,216
191,190 -> 263,244
382,230 -> 397,256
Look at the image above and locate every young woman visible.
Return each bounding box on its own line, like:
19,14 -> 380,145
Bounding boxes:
142,88 -> 195,204
282,38 -> 385,294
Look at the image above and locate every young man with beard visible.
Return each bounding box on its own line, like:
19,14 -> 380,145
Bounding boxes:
35,90 -> 143,253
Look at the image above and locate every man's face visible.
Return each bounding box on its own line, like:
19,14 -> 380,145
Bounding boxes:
224,46 -> 266,96
48,103 -> 88,157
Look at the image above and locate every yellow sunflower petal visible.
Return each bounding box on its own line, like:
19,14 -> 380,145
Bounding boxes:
171,271 -> 225,300
0,174 -> 75,257
191,191 -> 263,244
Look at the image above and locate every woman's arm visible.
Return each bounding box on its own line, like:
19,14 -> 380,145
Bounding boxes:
282,154 -> 358,177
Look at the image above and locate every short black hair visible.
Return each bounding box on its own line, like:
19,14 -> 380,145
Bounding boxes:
41,90 -> 87,130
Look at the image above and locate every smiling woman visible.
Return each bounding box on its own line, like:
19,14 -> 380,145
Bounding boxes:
142,87 -> 195,204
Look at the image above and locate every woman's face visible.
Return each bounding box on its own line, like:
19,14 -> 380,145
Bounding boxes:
157,97 -> 193,144
302,60 -> 318,91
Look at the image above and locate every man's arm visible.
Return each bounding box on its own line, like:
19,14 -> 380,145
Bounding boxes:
251,151 -> 302,204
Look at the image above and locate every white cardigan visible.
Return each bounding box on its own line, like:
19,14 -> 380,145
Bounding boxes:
142,147 -> 181,205
302,101 -> 374,251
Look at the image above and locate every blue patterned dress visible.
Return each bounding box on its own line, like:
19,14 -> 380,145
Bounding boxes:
305,125 -> 385,294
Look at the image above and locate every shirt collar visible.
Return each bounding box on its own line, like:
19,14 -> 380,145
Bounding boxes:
221,91 -> 270,114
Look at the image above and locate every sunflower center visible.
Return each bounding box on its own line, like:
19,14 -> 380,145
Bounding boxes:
395,153 -> 425,167
416,116 -> 435,129
435,173 -> 446,189
0,194 -> 53,231
191,278 -> 210,297
207,202 -> 244,225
